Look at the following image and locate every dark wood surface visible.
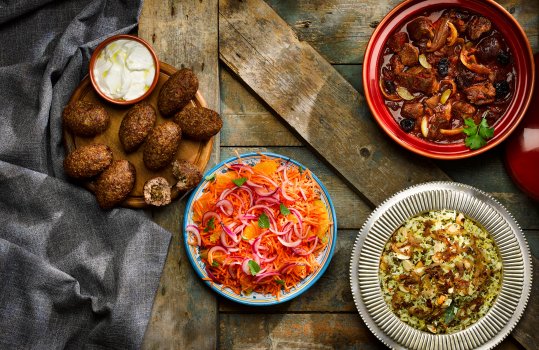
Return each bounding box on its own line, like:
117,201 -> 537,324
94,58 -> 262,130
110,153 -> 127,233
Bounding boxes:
139,0 -> 539,349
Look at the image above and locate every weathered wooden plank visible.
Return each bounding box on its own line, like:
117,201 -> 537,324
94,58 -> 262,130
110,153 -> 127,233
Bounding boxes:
221,147 -> 370,229
219,65 -> 539,228
265,0 -> 539,64
220,229 -> 357,312
138,1 -> 219,348
219,313 -> 385,350
221,114 -> 302,146
524,230 -> 539,258
219,0 -> 451,207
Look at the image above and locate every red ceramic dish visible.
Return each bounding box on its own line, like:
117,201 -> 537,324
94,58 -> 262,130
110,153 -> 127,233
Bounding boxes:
363,0 -> 535,159
505,54 -> 539,201
89,34 -> 160,105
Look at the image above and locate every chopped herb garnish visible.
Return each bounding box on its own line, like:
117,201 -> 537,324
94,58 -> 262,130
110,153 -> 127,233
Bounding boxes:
275,279 -> 285,286
463,117 -> 494,150
212,261 -> 220,267
444,302 -> 457,324
205,173 -> 216,182
232,177 -> 247,187
298,166 -> 305,174
280,203 -> 290,216
204,217 -> 215,232
248,260 -> 260,275
258,213 -> 270,229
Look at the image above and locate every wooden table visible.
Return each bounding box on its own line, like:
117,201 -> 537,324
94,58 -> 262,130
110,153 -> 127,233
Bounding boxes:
138,1 -> 539,349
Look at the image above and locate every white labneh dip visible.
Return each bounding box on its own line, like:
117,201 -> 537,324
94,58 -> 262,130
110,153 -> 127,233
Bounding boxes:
93,39 -> 155,101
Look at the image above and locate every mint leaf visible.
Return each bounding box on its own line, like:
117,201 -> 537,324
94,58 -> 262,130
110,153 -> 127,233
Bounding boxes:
275,279 -> 285,286
465,134 -> 486,150
280,204 -> 290,216
258,213 -> 270,229
232,177 -> 247,187
212,261 -> 219,267
248,260 -> 260,275
478,118 -> 494,139
205,173 -> 216,182
444,303 -> 457,324
204,217 -> 215,232
462,118 -> 477,136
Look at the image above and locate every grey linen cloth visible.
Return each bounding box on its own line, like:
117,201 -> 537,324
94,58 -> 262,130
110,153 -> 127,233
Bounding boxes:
0,1 -> 171,349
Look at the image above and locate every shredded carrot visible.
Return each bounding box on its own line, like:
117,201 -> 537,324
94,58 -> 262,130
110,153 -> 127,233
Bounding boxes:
189,155 -> 332,298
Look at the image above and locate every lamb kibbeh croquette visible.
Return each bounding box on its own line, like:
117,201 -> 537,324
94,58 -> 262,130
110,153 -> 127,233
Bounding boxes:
157,68 -> 198,116
172,159 -> 202,191
172,106 -> 222,140
143,177 -> 171,206
119,102 -> 157,153
143,121 -> 182,171
95,160 -> 136,209
63,144 -> 113,179
63,100 -> 110,137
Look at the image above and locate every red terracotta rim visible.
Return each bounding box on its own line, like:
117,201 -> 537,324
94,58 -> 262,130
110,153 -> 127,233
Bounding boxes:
362,0 -> 535,160
89,34 -> 160,106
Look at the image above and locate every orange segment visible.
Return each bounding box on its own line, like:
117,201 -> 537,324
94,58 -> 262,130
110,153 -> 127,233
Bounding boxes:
253,160 -> 279,176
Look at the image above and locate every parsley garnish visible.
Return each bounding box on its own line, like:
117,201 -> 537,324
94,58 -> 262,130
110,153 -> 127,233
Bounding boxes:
298,166 -> 305,174
258,213 -> 270,229
463,117 -> 494,150
212,261 -> 220,267
248,260 -> 260,275
204,217 -> 215,232
205,173 -> 216,182
280,203 -> 290,216
232,177 -> 247,187
275,279 -> 285,286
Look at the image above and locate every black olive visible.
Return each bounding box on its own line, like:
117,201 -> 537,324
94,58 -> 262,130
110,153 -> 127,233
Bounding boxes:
438,57 -> 449,76
384,80 -> 397,94
497,51 -> 510,66
494,80 -> 510,99
400,118 -> 415,132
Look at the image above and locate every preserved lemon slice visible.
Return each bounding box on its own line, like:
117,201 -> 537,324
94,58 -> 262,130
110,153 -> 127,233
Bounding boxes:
397,86 -> 415,100
419,54 -> 432,69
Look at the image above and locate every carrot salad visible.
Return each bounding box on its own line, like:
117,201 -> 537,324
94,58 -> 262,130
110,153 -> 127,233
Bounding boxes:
185,155 -> 332,298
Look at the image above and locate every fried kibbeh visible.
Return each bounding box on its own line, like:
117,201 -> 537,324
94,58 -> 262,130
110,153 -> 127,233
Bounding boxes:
63,100 -> 109,137
63,144 -> 113,179
143,177 -> 171,206
143,121 -> 182,171
95,160 -> 136,209
157,68 -> 198,117
119,102 -> 157,153
172,159 -> 202,191
172,106 -> 222,140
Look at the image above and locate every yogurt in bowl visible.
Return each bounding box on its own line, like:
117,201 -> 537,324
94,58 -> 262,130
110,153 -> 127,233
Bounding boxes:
89,35 -> 159,105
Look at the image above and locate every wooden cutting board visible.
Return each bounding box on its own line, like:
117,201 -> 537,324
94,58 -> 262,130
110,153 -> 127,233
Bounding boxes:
63,62 -> 213,208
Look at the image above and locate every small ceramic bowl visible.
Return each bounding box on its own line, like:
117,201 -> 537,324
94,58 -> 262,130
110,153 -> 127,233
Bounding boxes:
363,0 -> 535,159
89,34 -> 160,105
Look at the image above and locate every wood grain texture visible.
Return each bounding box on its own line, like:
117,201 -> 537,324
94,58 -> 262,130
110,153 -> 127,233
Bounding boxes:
219,0 -> 451,207
219,66 -> 539,229
138,1 -> 219,349
266,0 -> 539,64
220,313 -> 385,350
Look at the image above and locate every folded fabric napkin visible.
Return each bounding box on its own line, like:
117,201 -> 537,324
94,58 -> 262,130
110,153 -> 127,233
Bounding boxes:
0,1 -> 171,348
